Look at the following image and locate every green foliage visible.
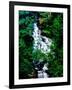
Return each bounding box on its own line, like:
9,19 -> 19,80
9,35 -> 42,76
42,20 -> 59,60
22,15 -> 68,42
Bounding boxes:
19,11 -> 35,79
32,49 -> 48,62
41,13 -> 63,77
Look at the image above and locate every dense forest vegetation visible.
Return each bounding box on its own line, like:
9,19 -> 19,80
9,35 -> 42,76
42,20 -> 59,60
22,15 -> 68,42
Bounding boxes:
19,10 -> 63,79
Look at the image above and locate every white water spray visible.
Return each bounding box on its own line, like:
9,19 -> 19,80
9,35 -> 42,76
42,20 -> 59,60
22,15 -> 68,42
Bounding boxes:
32,23 -> 52,54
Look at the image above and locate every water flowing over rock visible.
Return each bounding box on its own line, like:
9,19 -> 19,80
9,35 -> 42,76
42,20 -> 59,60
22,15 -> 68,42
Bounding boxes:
38,63 -> 48,78
32,23 -> 52,54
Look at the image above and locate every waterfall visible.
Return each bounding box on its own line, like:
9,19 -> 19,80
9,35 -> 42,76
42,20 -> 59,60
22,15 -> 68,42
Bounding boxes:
38,63 -> 48,78
32,23 -> 52,54
32,22 -> 52,78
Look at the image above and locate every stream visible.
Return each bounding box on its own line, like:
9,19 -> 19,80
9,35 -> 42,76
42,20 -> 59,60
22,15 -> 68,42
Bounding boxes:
32,22 -> 52,78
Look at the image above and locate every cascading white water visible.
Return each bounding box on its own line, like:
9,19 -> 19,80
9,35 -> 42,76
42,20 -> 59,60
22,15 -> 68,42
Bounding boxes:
32,23 -> 52,78
38,63 -> 48,78
33,23 -> 52,54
